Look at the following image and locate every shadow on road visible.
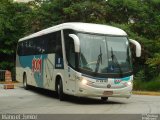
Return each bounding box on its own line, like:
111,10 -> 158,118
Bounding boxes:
25,85 -> 126,105
63,96 -> 125,105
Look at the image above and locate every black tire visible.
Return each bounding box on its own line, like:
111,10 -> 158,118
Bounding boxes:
57,78 -> 65,101
101,97 -> 108,102
23,74 -> 29,90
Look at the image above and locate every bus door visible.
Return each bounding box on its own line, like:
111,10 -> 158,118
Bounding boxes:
65,39 -> 76,94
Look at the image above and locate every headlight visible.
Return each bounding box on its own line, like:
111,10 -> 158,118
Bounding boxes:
80,77 -> 94,86
81,78 -> 88,85
123,81 -> 132,86
127,81 -> 132,86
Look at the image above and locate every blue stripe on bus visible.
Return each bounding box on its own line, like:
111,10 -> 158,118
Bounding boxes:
121,76 -> 130,81
114,76 -> 131,84
82,74 -> 131,81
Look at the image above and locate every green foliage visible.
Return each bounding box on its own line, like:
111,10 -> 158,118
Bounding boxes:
146,53 -> 160,77
147,53 -> 160,68
0,61 -> 14,70
133,70 -> 145,90
62,1 -> 107,23
134,70 -> 160,91
134,78 -> 160,91
0,0 -> 31,70
134,80 -> 160,91
145,80 -> 160,91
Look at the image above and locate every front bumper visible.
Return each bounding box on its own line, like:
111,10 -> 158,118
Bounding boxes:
75,83 -> 132,98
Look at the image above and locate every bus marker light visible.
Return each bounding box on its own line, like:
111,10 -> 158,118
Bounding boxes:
123,81 -> 132,86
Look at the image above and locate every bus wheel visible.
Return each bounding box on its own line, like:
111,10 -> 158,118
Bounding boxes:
23,74 -> 29,90
101,97 -> 108,102
57,79 -> 65,101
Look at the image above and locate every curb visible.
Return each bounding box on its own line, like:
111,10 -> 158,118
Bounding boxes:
133,91 -> 160,96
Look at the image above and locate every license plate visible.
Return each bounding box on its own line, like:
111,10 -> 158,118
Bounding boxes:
103,91 -> 113,96
96,80 -> 108,83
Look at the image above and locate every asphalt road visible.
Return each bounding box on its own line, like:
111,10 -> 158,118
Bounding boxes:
0,84 -> 160,115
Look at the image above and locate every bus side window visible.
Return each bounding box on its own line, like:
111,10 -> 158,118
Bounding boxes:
68,40 -> 75,68
21,42 -> 25,56
21,41 -> 30,56
64,29 -> 75,68
55,31 -> 64,69
55,31 -> 62,57
17,42 -> 23,56
46,32 -> 57,54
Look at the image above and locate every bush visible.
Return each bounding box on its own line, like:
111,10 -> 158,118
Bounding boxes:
144,80 -> 160,91
134,73 -> 160,91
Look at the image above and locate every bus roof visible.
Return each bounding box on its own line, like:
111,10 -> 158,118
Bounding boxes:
19,22 -> 127,41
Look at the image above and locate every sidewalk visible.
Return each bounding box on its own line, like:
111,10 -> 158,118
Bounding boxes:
0,84 -> 3,89
0,82 -> 22,89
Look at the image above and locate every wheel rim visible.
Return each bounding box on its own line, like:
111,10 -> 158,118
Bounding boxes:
57,83 -> 60,95
23,76 -> 27,88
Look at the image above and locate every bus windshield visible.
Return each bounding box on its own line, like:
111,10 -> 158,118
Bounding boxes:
78,33 -> 132,76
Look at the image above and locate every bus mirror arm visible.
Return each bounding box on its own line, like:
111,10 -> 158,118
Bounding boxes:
129,39 -> 141,57
69,34 -> 80,53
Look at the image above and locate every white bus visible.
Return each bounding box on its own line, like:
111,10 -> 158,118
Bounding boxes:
16,22 -> 141,101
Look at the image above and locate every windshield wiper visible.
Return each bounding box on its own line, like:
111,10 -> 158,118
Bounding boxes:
111,47 -> 123,76
95,46 -> 102,73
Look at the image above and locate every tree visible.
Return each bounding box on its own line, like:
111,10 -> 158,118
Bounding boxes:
0,0 -> 31,71
0,0 -> 160,83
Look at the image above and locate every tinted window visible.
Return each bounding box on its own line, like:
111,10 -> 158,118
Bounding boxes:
17,31 -> 61,56
64,29 -> 76,68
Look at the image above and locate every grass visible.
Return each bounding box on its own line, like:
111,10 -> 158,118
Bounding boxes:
133,79 -> 160,96
133,79 -> 160,91
133,91 -> 160,96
